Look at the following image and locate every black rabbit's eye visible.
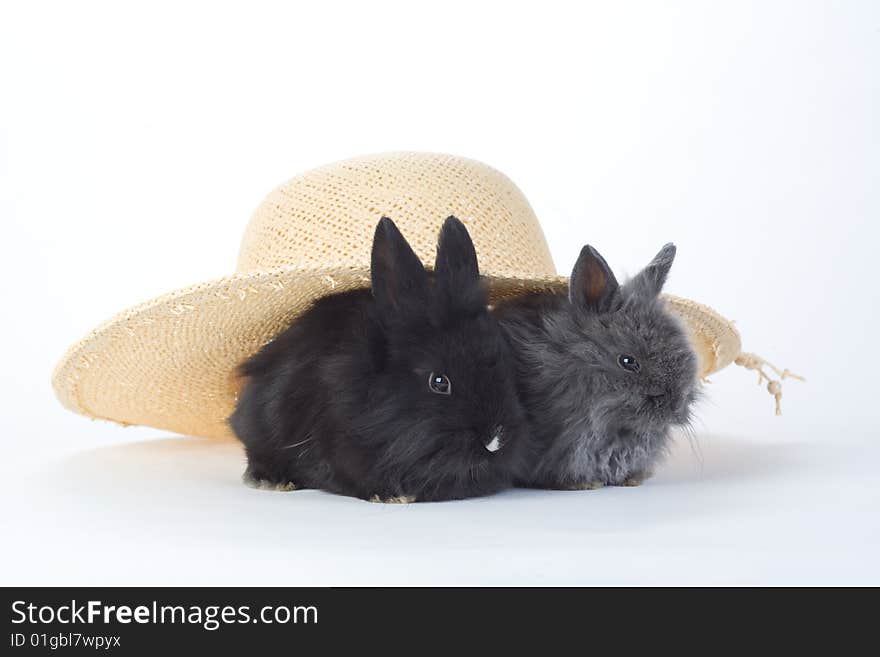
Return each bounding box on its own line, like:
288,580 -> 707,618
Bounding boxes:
617,354 -> 640,372
428,372 -> 452,395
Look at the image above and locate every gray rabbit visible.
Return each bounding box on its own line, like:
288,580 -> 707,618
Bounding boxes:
494,243 -> 699,489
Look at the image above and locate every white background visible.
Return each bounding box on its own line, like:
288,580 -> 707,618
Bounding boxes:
1,1 -> 877,584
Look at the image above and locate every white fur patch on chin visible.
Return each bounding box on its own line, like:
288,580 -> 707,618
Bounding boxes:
485,436 -> 502,453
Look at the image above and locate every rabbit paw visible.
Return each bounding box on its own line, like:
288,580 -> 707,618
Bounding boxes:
619,476 -> 646,487
570,481 -> 605,490
369,494 -> 416,504
243,472 -> 297,492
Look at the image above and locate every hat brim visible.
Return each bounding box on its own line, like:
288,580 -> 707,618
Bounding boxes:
52,266 -> 741,439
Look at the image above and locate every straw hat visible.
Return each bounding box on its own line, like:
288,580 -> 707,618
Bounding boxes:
53,152 -> 753,440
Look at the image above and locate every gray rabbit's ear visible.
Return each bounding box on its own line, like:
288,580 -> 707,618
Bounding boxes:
569,245 -> 620,313
628,243 -> 676,299
371,217 -> 429,320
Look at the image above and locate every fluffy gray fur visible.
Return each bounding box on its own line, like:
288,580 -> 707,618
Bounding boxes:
494,243 -> 700,489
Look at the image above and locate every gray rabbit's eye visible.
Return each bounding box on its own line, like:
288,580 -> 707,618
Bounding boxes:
617,354 -> 641,373
428,372 -> 452,395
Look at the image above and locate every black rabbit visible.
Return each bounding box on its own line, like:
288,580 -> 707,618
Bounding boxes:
230,216 -> 528,502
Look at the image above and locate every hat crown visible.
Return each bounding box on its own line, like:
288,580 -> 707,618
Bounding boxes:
236,152 -> 557,278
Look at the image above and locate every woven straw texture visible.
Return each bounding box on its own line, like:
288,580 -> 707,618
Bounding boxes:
52,152 -> 742,439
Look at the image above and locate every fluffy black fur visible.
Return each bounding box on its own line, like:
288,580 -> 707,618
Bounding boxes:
494,243 -> 700,489
229,216 -> 528,502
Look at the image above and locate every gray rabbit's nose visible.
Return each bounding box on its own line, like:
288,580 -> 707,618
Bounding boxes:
484,426 -> 504,453
646,386 -> 666,399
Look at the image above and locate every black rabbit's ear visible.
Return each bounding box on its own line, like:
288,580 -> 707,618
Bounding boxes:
434,217 -> 480,290
371,217 -> 429,320
629,243 -> 676,299
433,216 -> 485,316
569,245 -> 620,313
